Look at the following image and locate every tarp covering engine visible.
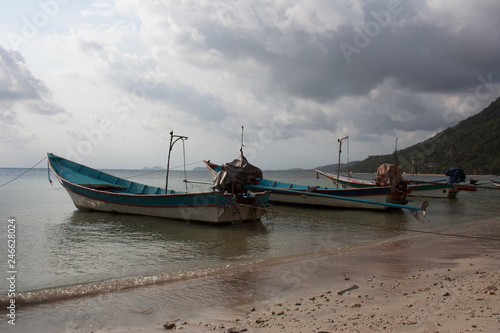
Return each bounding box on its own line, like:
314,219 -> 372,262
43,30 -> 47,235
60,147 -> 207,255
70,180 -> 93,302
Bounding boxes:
445,167 -> 466,183
213,154 -> 263,194
375,163 -> 405,187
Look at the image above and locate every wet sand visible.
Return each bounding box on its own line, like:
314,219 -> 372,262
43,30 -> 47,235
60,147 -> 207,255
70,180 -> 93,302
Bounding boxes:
101,219 -> 500,333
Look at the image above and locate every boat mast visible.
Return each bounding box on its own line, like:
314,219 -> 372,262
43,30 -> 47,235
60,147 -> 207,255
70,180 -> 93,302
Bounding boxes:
337,136 -> 348,189
411,157 -> 415,180
394,137 -> 398,167
240,125 -> 245,155
165,131 -> 188,192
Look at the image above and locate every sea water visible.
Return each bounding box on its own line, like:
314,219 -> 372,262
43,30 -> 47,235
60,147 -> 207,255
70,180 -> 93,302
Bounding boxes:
0,165 -> 499,332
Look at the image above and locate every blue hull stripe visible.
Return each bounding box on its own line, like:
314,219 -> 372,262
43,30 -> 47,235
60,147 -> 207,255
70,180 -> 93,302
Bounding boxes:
61,180 -> 220,208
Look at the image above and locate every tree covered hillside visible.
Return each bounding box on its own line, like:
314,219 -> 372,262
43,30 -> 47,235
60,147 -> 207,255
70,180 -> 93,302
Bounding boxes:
348,96 -> 500,175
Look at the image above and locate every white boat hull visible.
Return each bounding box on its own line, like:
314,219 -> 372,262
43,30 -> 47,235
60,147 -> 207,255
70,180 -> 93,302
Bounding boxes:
65,188 -> 268,224
267,192 -> 401,210
407,186 -> 459,198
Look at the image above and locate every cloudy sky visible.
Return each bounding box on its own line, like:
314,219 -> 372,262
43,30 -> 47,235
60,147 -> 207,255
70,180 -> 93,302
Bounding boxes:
1,0 -> 500,170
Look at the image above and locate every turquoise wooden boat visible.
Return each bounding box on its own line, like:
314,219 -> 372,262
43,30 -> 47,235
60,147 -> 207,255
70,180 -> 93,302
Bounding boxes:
47,153 -> 270,223
204,161 -> 429,214
315,169 -> 459,199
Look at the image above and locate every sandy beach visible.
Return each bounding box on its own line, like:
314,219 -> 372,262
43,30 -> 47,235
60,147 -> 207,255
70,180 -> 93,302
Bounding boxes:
204,254 -> 500,333
99,218 -> 500,333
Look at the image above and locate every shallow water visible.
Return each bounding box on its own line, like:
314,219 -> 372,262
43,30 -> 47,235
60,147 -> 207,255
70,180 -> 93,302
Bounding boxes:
0,165 -> 499,332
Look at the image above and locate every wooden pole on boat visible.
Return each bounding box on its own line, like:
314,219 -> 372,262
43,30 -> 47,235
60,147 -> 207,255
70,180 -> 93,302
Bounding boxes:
165,131 -> 188,192
240,125 -> 245,155
166,132 -> 174,191
337,136 -> 348,189
394,137 -> 398,167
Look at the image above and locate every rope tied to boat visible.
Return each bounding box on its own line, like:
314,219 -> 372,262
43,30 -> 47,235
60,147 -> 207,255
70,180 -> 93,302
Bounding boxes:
0,156 -> 48,188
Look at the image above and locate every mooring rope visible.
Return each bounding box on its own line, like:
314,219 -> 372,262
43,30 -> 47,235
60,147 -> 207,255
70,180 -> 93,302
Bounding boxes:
0,156 -> 48,188
240,203 -> 500,242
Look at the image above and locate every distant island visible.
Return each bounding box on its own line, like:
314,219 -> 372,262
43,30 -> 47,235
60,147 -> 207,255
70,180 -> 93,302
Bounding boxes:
142,166 -> 165,171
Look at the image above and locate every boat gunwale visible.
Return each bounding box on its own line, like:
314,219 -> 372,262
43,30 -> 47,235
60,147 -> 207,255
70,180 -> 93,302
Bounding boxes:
54,174 -> 228,199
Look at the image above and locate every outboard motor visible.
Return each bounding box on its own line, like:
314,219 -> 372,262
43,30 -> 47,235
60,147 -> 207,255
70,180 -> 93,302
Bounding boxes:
445,167 -> 466,183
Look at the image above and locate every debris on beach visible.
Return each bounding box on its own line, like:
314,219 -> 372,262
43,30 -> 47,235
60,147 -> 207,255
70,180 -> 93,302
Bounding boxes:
226,327 -> 248,333
338,285 -> 359,295
163,321 -> 176,330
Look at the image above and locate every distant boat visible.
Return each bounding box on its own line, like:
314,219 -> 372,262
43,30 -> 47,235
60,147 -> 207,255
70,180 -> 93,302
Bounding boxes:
47,153 -> 270,224
318,136 -> 462,199
492,179 -> 500,188
204,161 -> 422,212
455,184 -> 477,192
315,168 -> 460,199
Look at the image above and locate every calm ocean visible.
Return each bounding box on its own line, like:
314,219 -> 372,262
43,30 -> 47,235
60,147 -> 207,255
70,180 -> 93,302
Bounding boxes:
1,163 -> 499,332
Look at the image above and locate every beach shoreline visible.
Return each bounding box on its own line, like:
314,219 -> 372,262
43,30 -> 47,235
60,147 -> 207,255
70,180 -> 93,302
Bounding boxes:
100,218 -> 500,333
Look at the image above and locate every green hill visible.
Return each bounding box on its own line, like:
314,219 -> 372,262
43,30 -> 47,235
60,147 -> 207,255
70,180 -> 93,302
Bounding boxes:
346,96 -> 500,175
